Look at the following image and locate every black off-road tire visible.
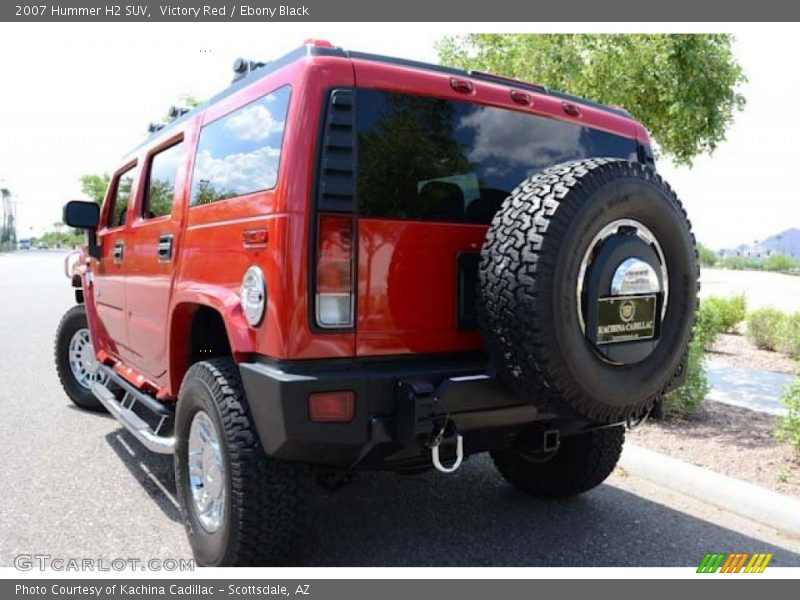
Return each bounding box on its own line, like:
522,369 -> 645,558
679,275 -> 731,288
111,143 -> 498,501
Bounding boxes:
54,304 -> 104,412
479,158 -> 698,423
491,426 -> 625,498
174,358 -> 305,567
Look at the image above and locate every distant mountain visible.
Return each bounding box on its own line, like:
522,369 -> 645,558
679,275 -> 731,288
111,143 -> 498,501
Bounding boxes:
719,227 -> 800,259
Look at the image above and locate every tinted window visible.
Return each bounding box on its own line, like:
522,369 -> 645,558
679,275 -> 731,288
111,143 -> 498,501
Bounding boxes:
108,167 -> 136,228
190,86 -> 290,206
356,90 -> 638,223
144,141 -> 184,219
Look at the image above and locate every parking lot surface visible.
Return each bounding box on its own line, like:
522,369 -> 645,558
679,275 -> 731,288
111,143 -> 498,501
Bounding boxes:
2,251 -> 799,567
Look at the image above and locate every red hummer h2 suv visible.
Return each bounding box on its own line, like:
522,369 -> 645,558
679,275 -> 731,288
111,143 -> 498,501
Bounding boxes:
55,40 -> 698,566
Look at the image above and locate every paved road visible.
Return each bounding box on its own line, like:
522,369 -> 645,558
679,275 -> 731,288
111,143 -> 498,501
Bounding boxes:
2,251 -> 800,567
707,359 -> 793,416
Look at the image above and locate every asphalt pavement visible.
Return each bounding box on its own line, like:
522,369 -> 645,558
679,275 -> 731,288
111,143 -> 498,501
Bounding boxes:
2,250 -> 800,567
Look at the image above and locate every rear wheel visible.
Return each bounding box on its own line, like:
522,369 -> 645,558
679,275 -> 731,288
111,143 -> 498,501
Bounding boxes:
174,358 -> 304,566
491,426 -> 625,498
54,304 -> 104,412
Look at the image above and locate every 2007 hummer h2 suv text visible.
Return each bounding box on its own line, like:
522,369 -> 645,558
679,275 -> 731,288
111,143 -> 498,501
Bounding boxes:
56,40 -> 698,566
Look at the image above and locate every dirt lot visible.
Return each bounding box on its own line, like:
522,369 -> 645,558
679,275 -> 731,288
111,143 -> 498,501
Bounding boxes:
630,401 -> 800,498
631,324 -> 799,497
700,268 -> 800,313
710,333 -> 796,374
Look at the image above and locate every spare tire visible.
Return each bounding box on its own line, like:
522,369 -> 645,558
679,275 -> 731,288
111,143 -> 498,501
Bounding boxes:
479,158 -> 698,423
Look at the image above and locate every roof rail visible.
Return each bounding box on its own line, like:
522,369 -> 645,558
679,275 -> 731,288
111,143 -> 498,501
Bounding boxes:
232,57 -> 268,83
167,106 -> 190,121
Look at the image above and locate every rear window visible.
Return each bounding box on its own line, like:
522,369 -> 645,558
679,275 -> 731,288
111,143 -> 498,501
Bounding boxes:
355,89 -> 638,224
190,85 -> 291,206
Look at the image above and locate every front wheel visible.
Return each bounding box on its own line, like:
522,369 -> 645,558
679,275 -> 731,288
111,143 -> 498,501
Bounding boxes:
54,304 -> 105,412
491,426 -> 624,498
174,358 -> 304,566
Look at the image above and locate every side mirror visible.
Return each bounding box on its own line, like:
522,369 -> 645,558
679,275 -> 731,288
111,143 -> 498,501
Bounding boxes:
63,201 -> 101,259
63,200 -> 100,229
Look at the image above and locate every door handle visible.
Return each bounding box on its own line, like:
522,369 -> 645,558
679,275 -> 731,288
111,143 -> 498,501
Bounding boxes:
113,240 -> 124,264
157,234 -> 173,261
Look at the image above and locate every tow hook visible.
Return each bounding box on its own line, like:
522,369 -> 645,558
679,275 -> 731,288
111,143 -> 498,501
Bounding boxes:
429,418 -> 463,474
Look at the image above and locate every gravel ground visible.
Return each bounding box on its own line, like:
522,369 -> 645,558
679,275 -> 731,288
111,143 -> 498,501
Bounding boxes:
710,333 -> 797,375
630,401 -> 800,499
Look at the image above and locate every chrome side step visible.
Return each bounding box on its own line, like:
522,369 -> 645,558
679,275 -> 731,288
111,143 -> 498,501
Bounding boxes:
91,364 -> 175,455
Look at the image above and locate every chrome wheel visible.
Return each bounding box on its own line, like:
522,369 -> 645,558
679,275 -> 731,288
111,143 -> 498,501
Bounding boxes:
188,411 -> 226,533
68,328 -> 100,390
576,218 -> 669,334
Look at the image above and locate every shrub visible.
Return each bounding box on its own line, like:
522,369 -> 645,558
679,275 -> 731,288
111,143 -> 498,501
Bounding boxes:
697,243 -> 718,268
718,255 -> 762,271
746,308 -> 787,351
661,299 -> 723,416
662,334 -> 709,417
702,294 -> 746,334
763,253 -> 800,273
695,299 -> 724,349
776,369 -> 800,453
781,313 -> 800,359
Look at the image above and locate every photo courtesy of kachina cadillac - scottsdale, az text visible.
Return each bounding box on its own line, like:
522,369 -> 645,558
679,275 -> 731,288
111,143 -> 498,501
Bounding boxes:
1,1 -> 800,592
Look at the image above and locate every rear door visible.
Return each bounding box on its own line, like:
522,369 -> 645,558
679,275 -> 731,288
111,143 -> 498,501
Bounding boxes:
94,163 -> 138,357
124,136 -> 188,380
350,64 -> 639,357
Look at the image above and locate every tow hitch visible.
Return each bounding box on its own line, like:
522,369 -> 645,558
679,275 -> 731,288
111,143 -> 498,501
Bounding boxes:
429,418 -> 463,474
395,376 -> 541,474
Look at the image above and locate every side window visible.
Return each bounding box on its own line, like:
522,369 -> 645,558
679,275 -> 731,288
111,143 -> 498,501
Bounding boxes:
143,141 -> 184,219
190,85 -> 291,206
107,166 -> 136,228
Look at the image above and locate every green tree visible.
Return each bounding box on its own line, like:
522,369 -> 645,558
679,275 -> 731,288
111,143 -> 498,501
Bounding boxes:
697,243 -> 718,267
763,253 -> 799,272
80,173 -> 111,205
436,34 -> 746,165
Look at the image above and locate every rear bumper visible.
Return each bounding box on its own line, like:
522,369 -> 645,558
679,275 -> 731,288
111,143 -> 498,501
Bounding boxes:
238,354 -> 553,470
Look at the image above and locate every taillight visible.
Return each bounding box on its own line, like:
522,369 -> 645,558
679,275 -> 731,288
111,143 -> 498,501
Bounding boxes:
315,214 -> 354,329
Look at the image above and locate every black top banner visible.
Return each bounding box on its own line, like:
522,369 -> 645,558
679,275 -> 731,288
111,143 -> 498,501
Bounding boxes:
4,0 -> 800,21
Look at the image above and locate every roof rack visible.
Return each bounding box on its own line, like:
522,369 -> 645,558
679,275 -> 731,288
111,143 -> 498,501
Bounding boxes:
167,106 -> 191,121
131,41 -> 633,157
232,58 -> 268,83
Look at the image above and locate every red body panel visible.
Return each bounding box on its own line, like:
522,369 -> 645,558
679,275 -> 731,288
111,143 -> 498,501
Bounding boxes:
81,43 -> 651,399
356,219 -> 485,356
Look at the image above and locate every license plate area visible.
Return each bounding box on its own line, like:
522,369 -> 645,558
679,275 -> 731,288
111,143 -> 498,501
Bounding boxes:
596,294 -> 657,345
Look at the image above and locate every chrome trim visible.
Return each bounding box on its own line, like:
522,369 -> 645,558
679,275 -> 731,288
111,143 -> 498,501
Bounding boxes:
240,265 -> 266,327
91,364 -> 175,455
187,411 -> 226,533
576,219 -> 668,334
64,250 -> 81,279
68,328 -> 102,390
610,258 -> 660,296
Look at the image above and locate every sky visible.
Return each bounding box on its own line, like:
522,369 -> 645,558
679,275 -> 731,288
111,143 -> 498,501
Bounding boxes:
0,23 -> 798,250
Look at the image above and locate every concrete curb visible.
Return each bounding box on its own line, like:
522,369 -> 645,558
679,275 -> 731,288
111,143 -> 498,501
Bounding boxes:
619,443 -> 800,537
